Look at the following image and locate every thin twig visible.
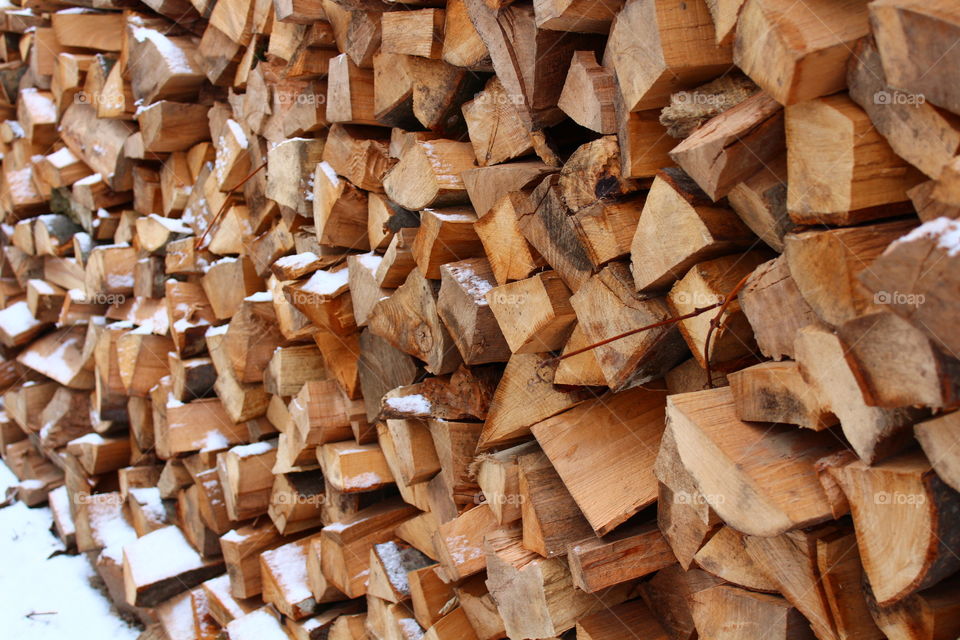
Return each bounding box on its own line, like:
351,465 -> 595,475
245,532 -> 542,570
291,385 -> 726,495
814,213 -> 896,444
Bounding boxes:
703,271 -> 753,389
194,160 -> 269,250
548,303 -> 723,364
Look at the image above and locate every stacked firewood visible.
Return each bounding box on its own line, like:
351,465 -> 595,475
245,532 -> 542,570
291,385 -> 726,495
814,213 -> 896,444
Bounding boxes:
0,0 -> 959,637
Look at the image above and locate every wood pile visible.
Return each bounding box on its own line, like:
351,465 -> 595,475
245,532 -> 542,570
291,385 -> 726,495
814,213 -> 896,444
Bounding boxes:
0,0 -> 959,637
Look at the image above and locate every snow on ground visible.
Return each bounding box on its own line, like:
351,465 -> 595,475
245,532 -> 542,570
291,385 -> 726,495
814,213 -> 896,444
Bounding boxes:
0,462 -> 141,640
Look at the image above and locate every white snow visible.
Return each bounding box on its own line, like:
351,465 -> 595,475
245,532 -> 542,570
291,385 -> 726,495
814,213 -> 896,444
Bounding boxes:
0,300 -> 42,335
146,213 -> 191,235
889,216 -> 960,256
300,269 -> 349,297
244,291 -> 274,302
275,252 -> 319,270
67,433 -> 106,446
0,463 -> 140,640
427,208 -> 476,223
375,542 -> 413,594
446,263 -> 494,302
226,608 -> 289,639
230,440 -> 276,458
205,324 -> 230,337
226,119 -> 249,149
123,526 -> 204,586
317,161 -> 339,186
445,534 -> 483,565
128,488 -> 167,526
220,528 -> 249,544
398,617 -> 425,640
385,394 -> 432,414
200,429 -> 230,452
28,279 -> 56,295
106,272 -> 134,290
261,542 -> 312,602
131,27 -> 196,74
355,252 -> 382,272
344,471 -> 382,490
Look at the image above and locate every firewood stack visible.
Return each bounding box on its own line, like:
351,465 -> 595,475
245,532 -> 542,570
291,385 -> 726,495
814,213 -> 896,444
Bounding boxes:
0,0 -> 959,637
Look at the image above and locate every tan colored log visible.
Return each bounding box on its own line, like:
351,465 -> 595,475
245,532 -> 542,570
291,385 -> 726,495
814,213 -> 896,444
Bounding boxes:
630,168 -> 755,293
604,0 -> 731,111
667,387 -> 841,536
734,0 -> 870,105
785,93 -> 923,225
829,451 -> 960,607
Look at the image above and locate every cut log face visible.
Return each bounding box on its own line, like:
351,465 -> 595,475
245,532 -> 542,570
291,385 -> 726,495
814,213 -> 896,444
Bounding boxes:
785,93 -> 923,225
531,386 -> 667,535
484,527 -> 632,639
570,263 -> 688,391
794,323 -> 921,465
478,353 -> 589,450
383,140 -> 476,211
604,0 -> 733,112
667,386 -> 841,536
858,217 -> 960,359
630,168 -> 755,293
670,90 -> 785,201
870,0 -> 960,117
829,450 -> 960,607
2,0 -> 959,636
728,360 -> 837,431
692,584 -> 816,640
783,219 -> 916,328
734,0 -> 871,105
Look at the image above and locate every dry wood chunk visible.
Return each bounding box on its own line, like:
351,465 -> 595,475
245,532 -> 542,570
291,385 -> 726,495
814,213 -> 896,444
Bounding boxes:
486,271 -> 575,354
568,522 -> 675,593
484,527 -> 631,639
828,450 -> 960,607
870,0 -> 960,117
604,0 -> 732,111
670,91 -> 784,201
667,386 -> 841,536
728,361 -> 836,430
785,93 -> 923,225
532,386 -> 667,535
478,352 -> 588,449
734,0 -> 870,105
630,168 -> 755,293
123,525 -> 224,607
667,250 -> 769,369
794,323 -> 921,464
437,258 -> 510,364
558,51 -> 616,134
692,584 -> 816,640
383,140 -> 476,210
858,217 -> 960,359
570,263 -> 688,391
